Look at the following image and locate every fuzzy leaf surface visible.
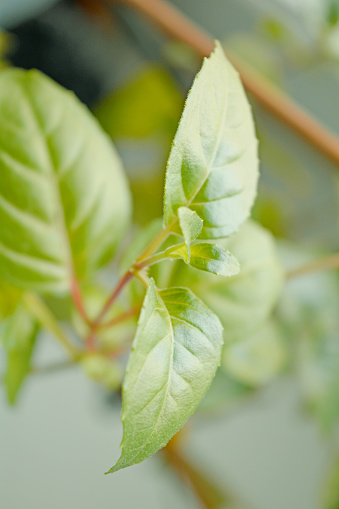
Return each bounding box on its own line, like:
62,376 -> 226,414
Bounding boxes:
164,42 -> 258,239
178,206 -> 203,260
108,279 -> 223,472
0,69 -> 131,293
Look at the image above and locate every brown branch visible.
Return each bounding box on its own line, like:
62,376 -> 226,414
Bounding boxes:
118,0 -> 339,167
99,305 -> 141,330
162,434 -> 228,509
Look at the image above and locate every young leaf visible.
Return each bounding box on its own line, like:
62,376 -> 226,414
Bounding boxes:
108,279 -> 223,473
164,42 -> 258,239
169,242 -> 240,277
0,69 -> 131,293
1,303 -> 38,404
154,221 -> 283,341
178,206 -> 203,261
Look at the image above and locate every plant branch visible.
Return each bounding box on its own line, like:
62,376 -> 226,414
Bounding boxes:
117,0 -> 339,167
135,225 -> 171,263
286,253 -> 339,280
71,277 -> 91,325
163,434 -> 229,509
99,305 -> 141,330
23,293 -> 81,360
91,270 -> 134,329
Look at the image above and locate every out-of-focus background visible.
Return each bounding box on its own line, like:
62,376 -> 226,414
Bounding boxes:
1,1 -> 339,508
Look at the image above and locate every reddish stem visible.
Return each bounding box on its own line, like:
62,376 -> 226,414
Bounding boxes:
71,277 -> 91,325
92,270 -> 134,329
99,305 -> 142,330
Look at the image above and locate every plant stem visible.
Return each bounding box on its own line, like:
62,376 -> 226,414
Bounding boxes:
163,434 -> 229,509
71,276 -> 91,325
99,305 -> 141,330
23,293 -> 81,360
286,253 -> 339,280
118,0 -> 339,167
92,270 -> 134,328
135,225 -> 171,263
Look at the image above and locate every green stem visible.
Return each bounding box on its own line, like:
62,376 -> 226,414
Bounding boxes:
286,253 -> 339,280
135,242 -> 186,270
135,224 -> 172,263
23,293 -> 81,360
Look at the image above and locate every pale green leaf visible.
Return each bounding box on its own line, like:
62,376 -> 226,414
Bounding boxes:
223,320 -> 286,386
108,278 -> 223,472
169,242 -> 240,277
178,206 -> 203,260
81,354 -> 122,391
154,221 -> 283,341
277,262 -> 339,431
0,69 -> 131,293
163,41 -> 258,239
1,303 -> 38,404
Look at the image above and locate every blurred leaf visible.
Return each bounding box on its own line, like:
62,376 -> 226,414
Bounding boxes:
278,249 -> 339,431
0,69 -> 131,293
223,320 -> 287,386
108,279 -> 223,473
327,1 -> 339,26
95,65 -> 183,140
1,302 -> 38,404
164,42 -> 259,239
81,354 -> 122,391
0,279 -> 22,319
323,454 -> 339,509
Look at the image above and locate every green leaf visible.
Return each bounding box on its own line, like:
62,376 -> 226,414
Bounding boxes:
178,206 -> 203,260
0,69 -> 131,293
278,265 -> 339,431
169,242 -> 240,277
95,65 -> 183,140
154,221 -> 283,341
163,41 -> 258,239
81,354 -> 122,391
223,320 -> 286,386
108,279 -> 223,473
0,279 -> 22,319
1,303 -> 38,404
